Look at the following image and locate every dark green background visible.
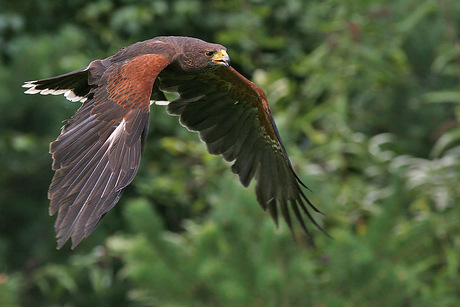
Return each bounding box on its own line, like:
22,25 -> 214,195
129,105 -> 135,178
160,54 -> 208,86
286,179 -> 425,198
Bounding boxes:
1,0 -> 459,306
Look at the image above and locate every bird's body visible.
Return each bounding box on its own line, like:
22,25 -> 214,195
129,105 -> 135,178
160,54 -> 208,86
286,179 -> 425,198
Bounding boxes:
23,36 -> 324,249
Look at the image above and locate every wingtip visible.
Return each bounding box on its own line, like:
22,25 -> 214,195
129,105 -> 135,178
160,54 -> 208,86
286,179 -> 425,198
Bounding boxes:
56,239 -> 65,250
55,235 -> 80,250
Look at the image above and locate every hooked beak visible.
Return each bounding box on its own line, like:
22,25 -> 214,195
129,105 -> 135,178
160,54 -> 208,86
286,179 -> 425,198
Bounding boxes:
212,50 -> 230,66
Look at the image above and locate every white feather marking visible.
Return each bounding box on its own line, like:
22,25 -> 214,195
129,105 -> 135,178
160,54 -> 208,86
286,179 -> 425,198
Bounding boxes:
68,96 -> 83,102
22,82 -> 35,88
64,90 -> 75,98
151,100 -> 170,106
24,88 -> 41,94
23,82 -> 86,101
63,90 -> 86,102
107,119 -> 126,150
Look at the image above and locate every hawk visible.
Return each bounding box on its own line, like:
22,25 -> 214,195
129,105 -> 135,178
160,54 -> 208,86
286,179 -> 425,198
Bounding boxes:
23,36 -> 325,249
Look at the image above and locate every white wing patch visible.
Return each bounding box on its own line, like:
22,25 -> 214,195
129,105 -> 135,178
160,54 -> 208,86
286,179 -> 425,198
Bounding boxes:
107,118 -> 126,150
22,81 -> 88,103
151,100 -> 170,106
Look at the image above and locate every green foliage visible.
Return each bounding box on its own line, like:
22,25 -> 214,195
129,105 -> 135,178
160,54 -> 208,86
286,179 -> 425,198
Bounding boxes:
1,0 -> 459,306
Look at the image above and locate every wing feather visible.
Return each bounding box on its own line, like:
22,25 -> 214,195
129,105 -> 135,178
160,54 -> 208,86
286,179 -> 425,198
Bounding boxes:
25,52 -> 171,249
160,65 -> 326,242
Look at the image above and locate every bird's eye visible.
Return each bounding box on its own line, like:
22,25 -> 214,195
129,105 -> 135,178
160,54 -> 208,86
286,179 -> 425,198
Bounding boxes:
205,51 -> 215,58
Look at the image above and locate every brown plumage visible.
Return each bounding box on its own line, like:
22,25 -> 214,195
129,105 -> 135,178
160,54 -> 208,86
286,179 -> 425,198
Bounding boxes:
23,36 -> 326,249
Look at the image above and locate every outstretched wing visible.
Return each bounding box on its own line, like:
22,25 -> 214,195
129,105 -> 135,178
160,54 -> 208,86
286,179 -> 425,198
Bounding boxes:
159,66 -> 326,242
25,54 -> 171,249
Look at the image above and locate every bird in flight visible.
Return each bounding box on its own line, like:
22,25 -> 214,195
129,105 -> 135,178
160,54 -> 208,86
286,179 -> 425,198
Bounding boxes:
23,36 -> 325,249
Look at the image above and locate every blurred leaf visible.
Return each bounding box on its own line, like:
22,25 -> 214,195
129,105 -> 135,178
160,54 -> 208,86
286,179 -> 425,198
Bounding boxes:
424,91 -> 460,104
431,129 -> 460,157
